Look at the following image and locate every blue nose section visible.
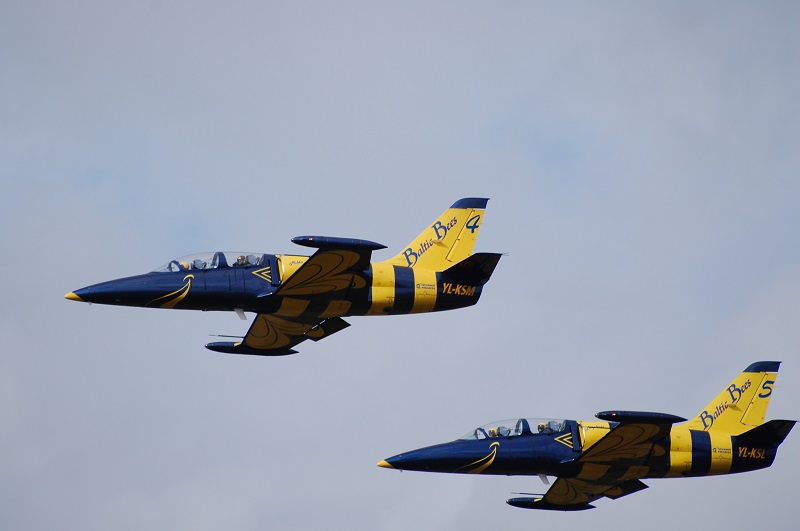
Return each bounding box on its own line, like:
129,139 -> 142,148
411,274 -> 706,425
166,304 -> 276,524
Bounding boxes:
378,441 -> 499,474
66,281 -> 130,305
377,448 -> 434,472
65,275 -> 169,307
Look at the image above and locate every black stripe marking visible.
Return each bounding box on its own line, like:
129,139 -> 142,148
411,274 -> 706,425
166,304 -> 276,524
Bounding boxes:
392,266 -> 414,314
690,430 -> 711,476
350,265 -> 374,316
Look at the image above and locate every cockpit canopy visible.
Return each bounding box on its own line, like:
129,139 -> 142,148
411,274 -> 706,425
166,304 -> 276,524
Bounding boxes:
459,418 -> 567,440
152,252 -> 268,272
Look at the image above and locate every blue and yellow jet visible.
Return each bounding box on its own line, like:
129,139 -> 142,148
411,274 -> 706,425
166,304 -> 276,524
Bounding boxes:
379,362 -> 794,510
65,198 -> 500,355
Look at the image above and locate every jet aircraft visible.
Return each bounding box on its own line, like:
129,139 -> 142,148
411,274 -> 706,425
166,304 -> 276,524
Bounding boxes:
65,198 -> 500,355
378,361 -> 794,510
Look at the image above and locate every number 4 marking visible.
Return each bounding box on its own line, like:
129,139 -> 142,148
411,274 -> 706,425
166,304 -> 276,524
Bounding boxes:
466,215 -> 481,233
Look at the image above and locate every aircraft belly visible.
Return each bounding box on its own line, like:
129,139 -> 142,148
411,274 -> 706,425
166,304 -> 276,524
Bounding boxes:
495,456 -> 546,476
496,435 -> 560,477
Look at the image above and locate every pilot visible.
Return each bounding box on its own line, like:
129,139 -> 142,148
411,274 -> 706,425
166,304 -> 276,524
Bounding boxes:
538,422 -> 550,433
235,255 -> 250,267
488,428 -> 498,438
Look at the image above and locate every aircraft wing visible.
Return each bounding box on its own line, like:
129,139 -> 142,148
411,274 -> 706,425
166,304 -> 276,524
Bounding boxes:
274,236 -> 386,297
206,236 -> 385,355
206,314 -> 351,355
514,411 -> 685,510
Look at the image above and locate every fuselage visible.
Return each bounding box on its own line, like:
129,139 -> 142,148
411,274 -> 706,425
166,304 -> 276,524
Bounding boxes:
69,251 -> 488,317
382,418 -> 780,480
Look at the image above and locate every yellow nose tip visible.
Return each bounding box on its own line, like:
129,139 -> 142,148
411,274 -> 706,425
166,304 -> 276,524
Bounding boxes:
377,460 -> 394,469
64,291 -> 83,302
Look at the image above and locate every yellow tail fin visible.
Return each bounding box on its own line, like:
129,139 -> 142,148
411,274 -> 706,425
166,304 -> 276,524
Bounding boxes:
379,198 -> 489,271
684,361 -> 781,434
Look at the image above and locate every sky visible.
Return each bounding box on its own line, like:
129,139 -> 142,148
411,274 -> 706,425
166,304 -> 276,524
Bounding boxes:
2,1 -> 799,529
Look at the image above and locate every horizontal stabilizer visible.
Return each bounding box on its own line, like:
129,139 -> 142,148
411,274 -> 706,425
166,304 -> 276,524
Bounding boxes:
596,411 -> 687,424
506,497 -> 594,511
737,419 -> 796,446
291,236 -> 386,251
442,253 -> 502,285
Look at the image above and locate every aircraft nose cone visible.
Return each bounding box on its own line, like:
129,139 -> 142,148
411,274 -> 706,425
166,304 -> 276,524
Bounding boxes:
63,276 -> 160,307
376,451 -> 427,472
377,441 -> 496,473
377,459 -> 395,469
65,288 -> 89,302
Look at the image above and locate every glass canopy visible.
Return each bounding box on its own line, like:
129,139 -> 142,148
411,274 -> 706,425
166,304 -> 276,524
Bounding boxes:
152,252 -> 267,272
459,418 -> 567,440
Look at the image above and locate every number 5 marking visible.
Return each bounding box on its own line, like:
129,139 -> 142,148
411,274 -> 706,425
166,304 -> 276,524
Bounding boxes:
758,379 -> 775,399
